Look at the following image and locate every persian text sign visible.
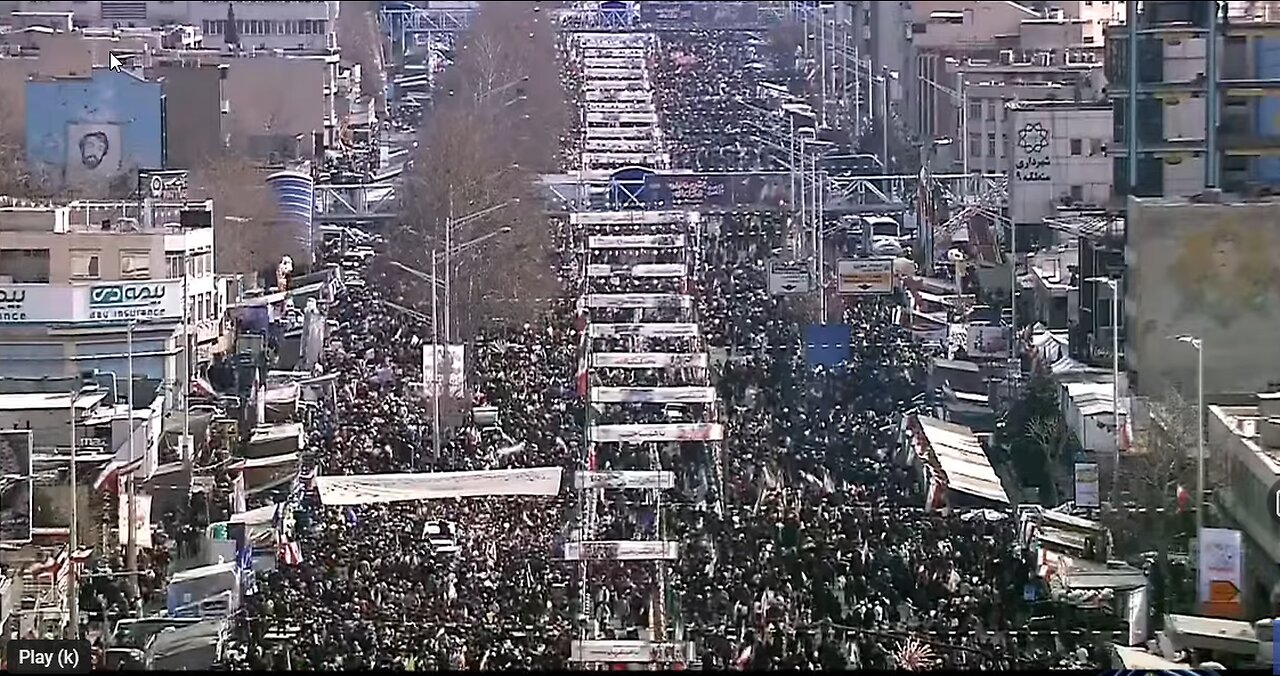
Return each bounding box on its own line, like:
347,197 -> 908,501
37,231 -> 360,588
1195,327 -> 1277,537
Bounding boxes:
0,280 -> 185,323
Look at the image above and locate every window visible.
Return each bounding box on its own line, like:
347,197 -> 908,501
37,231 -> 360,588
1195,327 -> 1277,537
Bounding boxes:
969,133 -> 982,158
0,248 -> 51,283
987,133 -> 996,157
120,250 -> 151,278
165,253 -> 183,279
70,250 -> 101,280
1069,185 -> 1084,201
1070,138 -> 1083,156
968,102 -> 981,123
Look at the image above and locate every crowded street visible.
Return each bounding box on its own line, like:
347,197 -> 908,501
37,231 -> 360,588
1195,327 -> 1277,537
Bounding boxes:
214,14 -> 1105,674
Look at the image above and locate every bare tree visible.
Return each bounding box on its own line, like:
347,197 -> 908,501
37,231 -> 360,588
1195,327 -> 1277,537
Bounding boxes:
396,1 -> 566,332
1106,388 -> 1199,615
1027,413 -> 1073,504
190,154 -> 299,280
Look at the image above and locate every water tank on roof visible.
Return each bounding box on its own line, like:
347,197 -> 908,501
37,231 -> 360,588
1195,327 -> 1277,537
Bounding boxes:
265,171 -> 315,257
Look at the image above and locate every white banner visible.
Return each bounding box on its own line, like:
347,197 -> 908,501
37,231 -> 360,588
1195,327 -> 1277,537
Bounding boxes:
572,211 -> 687,226
589,423 -> 724,443
576,34 -> 648,48
585,101 -> 658,114
587,263 -> 686,278
583,139 -> 659,153
581,79 -> 650,91
585,126 -> 655,140
570,641 -> 686,663
422,344 -> 465,397
313,467 -> 564,506
837,258 -> 896,295
584,293 -> 693,309
583,67 -> 647,80
587,234 -> 685,249
592,386 -> 717,403
582,47 -> 646,59
574,470 -> 676,490
584,111 -> 659,125
588,323 -> 699,338
584,89 -> 652,102
591,352 -> 709,368
562,540 -> 680,561
582,152 -> 667,167
583,57 -> 645,69
116,484 -> 154,549
1073,462 -> 1100,508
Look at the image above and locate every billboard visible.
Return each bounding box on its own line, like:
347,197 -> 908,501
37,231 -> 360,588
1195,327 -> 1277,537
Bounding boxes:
0,430 -> 34,544
591,352 -> 708,369
589,323 -> 698,338
570,641 -> 686,663
587,264 -> 686,278
591,386 -> 717,403
573,471 -> 676,490
588,423 -> 724,443
587,234 -> 685,249
422,344 -> 466,398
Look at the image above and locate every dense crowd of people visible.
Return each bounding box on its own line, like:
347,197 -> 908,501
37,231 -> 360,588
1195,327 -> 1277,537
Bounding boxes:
215,21 -> 1104,673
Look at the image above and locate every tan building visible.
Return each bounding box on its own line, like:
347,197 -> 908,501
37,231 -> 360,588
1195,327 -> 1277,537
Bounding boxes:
1125,195 -> 1280,397
0,197 -> 221,382
15,1 -> 340,51
1005,99 -> 1114,224
909,1 -> 1118,147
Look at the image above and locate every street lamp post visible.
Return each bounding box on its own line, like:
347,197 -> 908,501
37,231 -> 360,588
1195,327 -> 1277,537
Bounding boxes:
1086,277 -> 1122,504
1173,334 -> 1206,539
125,319 -> 142,600
67,386 -> 79,638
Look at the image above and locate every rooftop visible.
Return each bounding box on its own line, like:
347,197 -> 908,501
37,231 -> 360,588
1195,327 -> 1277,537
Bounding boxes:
0,389 -> 109,412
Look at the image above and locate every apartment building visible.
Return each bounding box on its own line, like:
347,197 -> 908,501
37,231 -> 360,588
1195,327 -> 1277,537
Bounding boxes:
16,1 -> 339,50
0,195 -> 219,383
1106,3 -> 1280,197
908,1 -> 1119,148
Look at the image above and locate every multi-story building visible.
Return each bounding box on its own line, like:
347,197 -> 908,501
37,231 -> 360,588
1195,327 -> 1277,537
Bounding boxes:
965,55 -> 1106,174
1106,2 -> 1280,197
0,195 -> 219,385
15,1 -> 339,50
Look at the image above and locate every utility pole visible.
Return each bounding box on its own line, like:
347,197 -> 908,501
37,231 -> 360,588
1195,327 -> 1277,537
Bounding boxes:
67,390 -> 80,638
126,320 -> 139,601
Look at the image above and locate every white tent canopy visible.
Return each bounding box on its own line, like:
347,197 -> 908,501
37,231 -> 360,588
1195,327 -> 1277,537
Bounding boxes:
312,467 -> 564,506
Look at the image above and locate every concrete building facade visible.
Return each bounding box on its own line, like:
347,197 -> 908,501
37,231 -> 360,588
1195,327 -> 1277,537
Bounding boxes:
1005,100 -> 1114,225
24,68 -> 163,195
1125,195 -> 1280,396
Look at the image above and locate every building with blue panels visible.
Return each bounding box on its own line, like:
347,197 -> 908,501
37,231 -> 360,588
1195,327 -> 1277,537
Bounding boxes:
25,69 -> 163,195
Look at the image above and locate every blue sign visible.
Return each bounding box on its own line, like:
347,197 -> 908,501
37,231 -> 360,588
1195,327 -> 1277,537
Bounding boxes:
803,324 -> 852,370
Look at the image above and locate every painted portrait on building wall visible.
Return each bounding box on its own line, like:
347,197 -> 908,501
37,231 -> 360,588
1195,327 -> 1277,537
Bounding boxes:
64,122 -> 124,188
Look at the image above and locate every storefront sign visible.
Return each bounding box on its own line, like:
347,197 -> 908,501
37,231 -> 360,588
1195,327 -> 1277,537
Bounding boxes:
0,280 -> 185,323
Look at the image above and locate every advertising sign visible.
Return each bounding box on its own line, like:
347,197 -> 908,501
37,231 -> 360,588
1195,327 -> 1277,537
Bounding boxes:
836,258 -> 895,295
0,430 -> 33,544
573,471 -> 676,490
640,1 -> 761,29
1073,462 -> 1100,508
1198,527 -> 1244,618
422,344 -> 466,398
85,280 -> 184,321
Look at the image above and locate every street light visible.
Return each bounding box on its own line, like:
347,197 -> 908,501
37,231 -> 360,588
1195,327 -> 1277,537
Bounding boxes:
444,198 -> 519,343
1085,277 -> 1122,504
1172,334 -> 1206,540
